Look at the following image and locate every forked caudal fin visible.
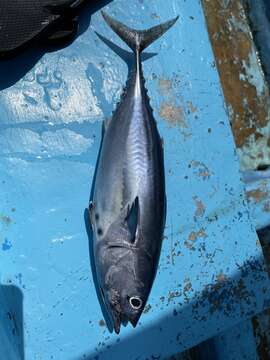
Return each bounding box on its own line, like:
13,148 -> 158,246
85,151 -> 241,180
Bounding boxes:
101,11 -> 179,54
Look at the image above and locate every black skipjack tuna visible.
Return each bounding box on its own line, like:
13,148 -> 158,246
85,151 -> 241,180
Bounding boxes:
89,11 -> 178,333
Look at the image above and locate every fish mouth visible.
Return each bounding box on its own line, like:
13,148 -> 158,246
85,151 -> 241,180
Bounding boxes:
111,310 -> 121,334
129,316 -> 140,328
110,310 -> 141,333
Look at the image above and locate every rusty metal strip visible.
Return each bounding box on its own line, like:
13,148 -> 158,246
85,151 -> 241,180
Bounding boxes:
202,0 -> 270,170
202,2 -> 270,359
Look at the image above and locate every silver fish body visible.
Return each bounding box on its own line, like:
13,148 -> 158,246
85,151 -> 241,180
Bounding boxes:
89,11 -> 178,333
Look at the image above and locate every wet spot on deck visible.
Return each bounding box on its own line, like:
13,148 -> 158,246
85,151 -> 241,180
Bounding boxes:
99,319 -> 106,327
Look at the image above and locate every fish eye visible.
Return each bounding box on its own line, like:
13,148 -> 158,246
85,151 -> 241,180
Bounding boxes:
128,296 -> 143,310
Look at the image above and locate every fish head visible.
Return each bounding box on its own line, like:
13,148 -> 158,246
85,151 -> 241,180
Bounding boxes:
98,198 -> 156,333
103,262 -> 150,333
119,278 -> 147,329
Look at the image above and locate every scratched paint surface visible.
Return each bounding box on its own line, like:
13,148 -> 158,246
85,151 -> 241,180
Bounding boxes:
245,177 -> 270,230
202,0 -> 270,171
188,319 -> 260,360
0,1 -> 269,359
246,0 -> 270,89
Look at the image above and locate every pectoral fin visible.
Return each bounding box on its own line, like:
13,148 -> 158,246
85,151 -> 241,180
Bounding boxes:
88,201 -> 95,228
125,197 -> 140,243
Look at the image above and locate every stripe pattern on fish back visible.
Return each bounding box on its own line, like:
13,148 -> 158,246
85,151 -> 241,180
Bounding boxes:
128,98 -> 148,184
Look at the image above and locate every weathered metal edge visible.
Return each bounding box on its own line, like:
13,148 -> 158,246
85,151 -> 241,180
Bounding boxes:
202,0 -> 270,171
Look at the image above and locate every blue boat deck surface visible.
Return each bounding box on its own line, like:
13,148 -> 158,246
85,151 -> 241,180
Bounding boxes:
0,1 -> 269,359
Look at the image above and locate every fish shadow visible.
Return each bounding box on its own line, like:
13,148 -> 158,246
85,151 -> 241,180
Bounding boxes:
84,125 -> 114,333
0,0 -> 112,90
0,284 -> 24,360
84,209 -> 114,333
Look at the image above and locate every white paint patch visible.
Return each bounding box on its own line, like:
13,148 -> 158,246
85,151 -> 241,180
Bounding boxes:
51,235 -> 75,243
0,128 -> 93,157
241,48 -> 265,97
2,54 -> 102,124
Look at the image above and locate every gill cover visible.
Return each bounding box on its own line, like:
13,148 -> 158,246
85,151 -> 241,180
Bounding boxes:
0,0 -> 87,57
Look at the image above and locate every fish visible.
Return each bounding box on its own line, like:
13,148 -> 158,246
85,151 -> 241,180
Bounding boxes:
89,11 -> 178,334
0,0 -> 88,58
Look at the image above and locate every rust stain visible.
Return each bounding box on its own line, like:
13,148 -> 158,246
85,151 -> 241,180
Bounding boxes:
185,228 -> 207,250
184,240 -> 195,251
193,196 -> 206,218
190,160 -> 211,179
159,102 -> 187,128
246,189 -> 268,203
202,0 -> 270,166
189,229 -> 207,242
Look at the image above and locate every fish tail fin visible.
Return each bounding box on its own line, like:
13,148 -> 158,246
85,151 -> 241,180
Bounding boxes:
101,11 -> 179,54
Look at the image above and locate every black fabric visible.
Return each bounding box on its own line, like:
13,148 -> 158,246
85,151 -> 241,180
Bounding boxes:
0,0 -> 87,57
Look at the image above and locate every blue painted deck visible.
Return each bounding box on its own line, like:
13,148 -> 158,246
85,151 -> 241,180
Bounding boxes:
0,1 -> 269,359
244,172 -> 270,230
194,319 -> 259,360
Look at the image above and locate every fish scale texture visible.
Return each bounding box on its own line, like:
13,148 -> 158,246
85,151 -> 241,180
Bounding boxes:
0,1 -> 56,52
